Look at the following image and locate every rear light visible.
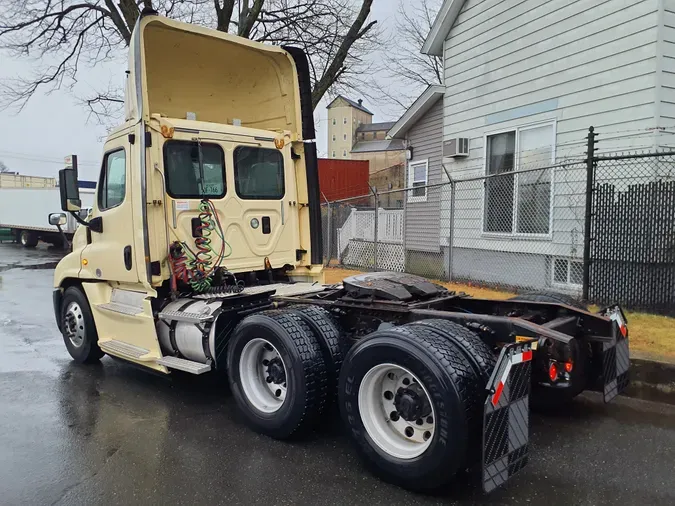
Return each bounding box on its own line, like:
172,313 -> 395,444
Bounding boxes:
565,361 -> 574,373
548,363 -> 558,382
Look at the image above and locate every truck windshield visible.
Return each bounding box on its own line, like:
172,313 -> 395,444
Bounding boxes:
164,141 -> 226,199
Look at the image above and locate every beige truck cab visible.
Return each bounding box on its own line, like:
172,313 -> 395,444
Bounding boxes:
53,11 -> 323,374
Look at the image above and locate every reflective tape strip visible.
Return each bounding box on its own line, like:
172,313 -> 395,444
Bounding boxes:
491,350 -> 533,406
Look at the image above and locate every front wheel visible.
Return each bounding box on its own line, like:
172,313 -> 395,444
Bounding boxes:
60,286 -> 104,363
338,325 -> 481,491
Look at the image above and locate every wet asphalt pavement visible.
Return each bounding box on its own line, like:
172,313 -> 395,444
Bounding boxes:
0,243 -> 674,505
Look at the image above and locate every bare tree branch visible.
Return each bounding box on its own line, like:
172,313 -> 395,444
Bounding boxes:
0,0 -> 380,119
372,0 -> 442,116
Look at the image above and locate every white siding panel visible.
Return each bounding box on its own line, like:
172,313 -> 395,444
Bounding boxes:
446,1 -> 657,86
404,98 -> 444,252
441,0 -> 659,259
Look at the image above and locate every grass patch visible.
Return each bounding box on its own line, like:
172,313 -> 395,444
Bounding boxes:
323,267 -> 675,360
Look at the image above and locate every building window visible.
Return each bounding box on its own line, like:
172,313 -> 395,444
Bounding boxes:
483,122 -> 554,236
332,134 -> 336,142
332,118 -> 336,126
343,133 -> 347,141
553,258 -> 583,287
343,149 -> 347,157
407,159 -> 428,203
343,117 -> 347,124
332,150 -> 336,158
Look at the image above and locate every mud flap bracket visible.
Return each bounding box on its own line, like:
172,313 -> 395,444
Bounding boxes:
482,342 -> 534,493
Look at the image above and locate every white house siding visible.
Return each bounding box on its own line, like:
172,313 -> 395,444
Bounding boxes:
439,0 -> 660,290
404,98 -> 444,254
660,0 -> 675,147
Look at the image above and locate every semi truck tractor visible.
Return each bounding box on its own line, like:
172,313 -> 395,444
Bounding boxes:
51,10 -> 630,493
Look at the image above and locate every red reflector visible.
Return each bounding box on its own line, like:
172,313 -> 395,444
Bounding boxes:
619,324 -> 627,337
522,350 -> 533,362
549,363 -> 558,382
565,361 -> 574,373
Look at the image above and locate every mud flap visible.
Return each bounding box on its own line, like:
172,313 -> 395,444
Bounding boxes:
482,342 -> 534,493
599,305 -> 630,403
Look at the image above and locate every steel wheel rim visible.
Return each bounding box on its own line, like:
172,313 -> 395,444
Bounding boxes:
358,363 -> 436,459
64,302 -> 86,348
239,338 -> 288,413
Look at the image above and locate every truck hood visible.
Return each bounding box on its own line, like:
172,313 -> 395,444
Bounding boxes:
125,14 -> 302,136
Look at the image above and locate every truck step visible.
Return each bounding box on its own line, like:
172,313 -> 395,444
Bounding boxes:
99,340 -> 151,360
156,356 -> 211,375
158,310 -> 215,324
97,289 -> 147,316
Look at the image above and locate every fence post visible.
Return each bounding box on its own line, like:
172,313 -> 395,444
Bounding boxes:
582,126 -> 597,301
448,179 -> 456,281
371,185 -> 379,271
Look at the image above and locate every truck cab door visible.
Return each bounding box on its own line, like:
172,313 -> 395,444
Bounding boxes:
81,133 -> 139,284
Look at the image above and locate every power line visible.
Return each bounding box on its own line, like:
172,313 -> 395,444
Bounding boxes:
0,150 -> 99,166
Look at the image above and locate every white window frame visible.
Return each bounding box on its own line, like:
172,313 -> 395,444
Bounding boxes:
343,117 -> 347,124
343,133 -> 347,141
343,149 -> 347,157
332,134 -> 336,142
551,257 -> 583,288
407,159 -> 429,203
331,150 -> 335,158
481,120 -> 556,239
332,118 -> 336,126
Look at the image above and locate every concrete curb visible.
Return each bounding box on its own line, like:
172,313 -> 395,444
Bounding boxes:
623,358 -> 675,405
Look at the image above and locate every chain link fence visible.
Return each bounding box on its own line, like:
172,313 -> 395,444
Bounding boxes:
321,127 -> 675,315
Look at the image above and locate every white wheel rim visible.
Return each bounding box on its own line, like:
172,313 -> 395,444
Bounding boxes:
358,363 -> 436,459
239,338 -> 288,413
64,302 -> 86,347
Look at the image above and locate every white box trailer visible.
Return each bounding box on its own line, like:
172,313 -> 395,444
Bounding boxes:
0,187 -> 94,247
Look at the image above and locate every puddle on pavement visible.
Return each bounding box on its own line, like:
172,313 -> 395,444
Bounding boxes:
0,261 -> 60,273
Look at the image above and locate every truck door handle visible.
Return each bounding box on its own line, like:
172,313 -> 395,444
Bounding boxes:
123,245 -> 132,271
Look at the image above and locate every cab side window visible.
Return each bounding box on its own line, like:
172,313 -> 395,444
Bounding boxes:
234,146 -> 284,200
98,149 -> 126,210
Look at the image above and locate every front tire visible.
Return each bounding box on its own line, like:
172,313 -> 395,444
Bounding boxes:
227,311 -> 327,439
338,324 -> 481,491
61,286 -> 104,363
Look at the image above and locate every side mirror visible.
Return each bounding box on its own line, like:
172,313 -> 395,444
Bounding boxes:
49,213 -> 67,226
58,168 -> 81,211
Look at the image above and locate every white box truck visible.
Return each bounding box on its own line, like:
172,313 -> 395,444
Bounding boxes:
0,187 -> 94,247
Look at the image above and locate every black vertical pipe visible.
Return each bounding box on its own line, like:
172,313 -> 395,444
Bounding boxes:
582,126 -> 596,301
283,45 -> 323,265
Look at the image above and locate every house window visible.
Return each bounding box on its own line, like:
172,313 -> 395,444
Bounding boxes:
343,133 -> 347,141
343,117 -> 347,124
553,258 -> 583,287
483,122 -> 554,235
332,134 -> 336,142
332,150 -> 335,158
407,160 -> 428,202
332,118 -> 336,126
343,149 -> 347,157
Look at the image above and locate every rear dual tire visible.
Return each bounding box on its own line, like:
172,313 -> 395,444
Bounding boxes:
338,322 -> 489,491
227,311 -> 328,439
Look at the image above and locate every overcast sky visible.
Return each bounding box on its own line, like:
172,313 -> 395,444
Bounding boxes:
0,1 -> 421,181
